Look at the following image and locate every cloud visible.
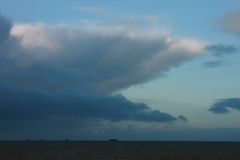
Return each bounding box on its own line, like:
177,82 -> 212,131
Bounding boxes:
219,9 -> 240,37
0,14 -> 207,136
203,60 -> 223,68
3,22 -> 205,95
209,98 -> 240,114
205,44 -> 237,57
73,6 -> 109,14
0,14 -> 12,44
177,115 -> 188,122
203,44 -> 237,68
0,81 -> 178,122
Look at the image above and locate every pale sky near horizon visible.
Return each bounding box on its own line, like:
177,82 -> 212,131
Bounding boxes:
0,0 -> 240,140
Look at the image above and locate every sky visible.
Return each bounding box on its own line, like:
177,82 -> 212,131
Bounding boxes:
0,0 -> 240,141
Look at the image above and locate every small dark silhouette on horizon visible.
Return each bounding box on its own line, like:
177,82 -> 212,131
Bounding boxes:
108,139 -> 119,142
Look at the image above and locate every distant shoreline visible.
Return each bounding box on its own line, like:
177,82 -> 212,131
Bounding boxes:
0,140 -> 240,143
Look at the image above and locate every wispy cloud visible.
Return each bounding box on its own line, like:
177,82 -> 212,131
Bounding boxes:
209,98 -> 240,114
218,9 -> 240,37
205,44 -> 238,57
203,60 -> 223,68
203,44 -> 237,68
73,5 -> 110,14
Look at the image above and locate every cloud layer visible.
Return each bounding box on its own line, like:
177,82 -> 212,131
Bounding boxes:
0,15 -> 206,136
0,81 -> 180,122
204,44 -> 238,68
5,22 -> 205,95
209,98 -> 240,114
205,44 -> 237,57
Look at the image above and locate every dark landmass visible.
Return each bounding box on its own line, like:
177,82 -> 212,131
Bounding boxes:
0,141 -> 240,160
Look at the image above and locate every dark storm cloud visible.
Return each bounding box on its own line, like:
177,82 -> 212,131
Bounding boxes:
0,14 -> 206,135
0,81 -> 178,122
205,44 -> 237,57
203,61 -> 223,68
0,14 -> 12,44
209,98 -> 240,114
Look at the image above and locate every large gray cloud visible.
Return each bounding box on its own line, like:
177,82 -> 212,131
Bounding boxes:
0,14 -> 206,136
209,98 -> 240,113
3,23 -> 205,95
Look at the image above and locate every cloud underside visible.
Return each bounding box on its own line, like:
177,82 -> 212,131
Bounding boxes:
209,98 -> 240,113
0,81 -> 181,122
0,14 -> 207,133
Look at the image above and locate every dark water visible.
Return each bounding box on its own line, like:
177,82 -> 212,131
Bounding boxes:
0,141 -> 240,160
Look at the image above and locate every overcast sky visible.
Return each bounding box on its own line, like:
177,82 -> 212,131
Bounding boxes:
0,0 -> 240,141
